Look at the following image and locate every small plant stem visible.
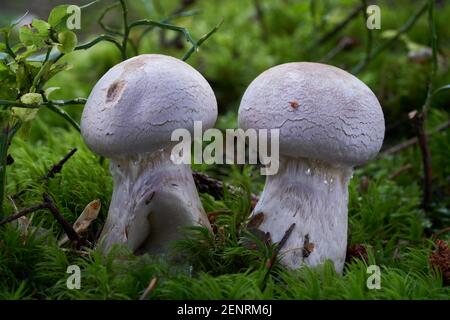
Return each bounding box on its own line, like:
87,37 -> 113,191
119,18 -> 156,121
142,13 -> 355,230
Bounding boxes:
380,120 -> 450,156
44,148 -> 77,180
0,115 -> 20,217
119,0 -> 130,60
359,0 -> 373,68
45,103 -> 80,132
2,30 -> 16,59
352,1 -> 428,74
139,277 -> 158,300
0,203 -> 48,226
42,193 -> 81,244
316,3 -> 364,45
409,111 -> 432,211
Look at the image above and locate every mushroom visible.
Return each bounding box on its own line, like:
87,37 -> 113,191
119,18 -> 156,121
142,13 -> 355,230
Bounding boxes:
238,62 -> 385,273
81,54 -> 217,254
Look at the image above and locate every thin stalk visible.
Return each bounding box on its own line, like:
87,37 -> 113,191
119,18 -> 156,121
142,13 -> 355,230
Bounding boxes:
182,19 -> 223,61
45,103 -> 80,132
352,1 -> 428,74
119,0 -> 130,60
0,114 -> 20,216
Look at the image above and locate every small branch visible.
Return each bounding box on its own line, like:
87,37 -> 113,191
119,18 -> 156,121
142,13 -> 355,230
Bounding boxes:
44,148 -> 77,180
129,19 -> 196,47
379,120 -> 450,156
193,171 -> 259,204
409,111 -> 432,211
266,223 -> 296,270
119,0 -> 130,60
43,193 -> 83,245
98,2 -> 123,36
261,223 -> 295,290
0,203 -> 48,226
389,164 -> 413,180
0,100 -> 40,109
47,98 -> 86,106
352,1 -> 428,74
139,277 -> 157,300
432,227 -> 450,239
45,103 -> 80,132
135,9 -> 201,49
2,30 -> 16,59
358,0 -> 373,68
315,3 -> 364,45
182,19 -> 223,61
75,34 -> 123,53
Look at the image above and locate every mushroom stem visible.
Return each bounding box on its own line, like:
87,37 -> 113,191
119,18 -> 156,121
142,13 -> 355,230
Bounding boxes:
253,155 -> 353,273
99,147 -> 210,255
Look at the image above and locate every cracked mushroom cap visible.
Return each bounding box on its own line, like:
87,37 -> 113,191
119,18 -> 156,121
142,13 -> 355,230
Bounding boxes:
81,54 -> 217,158
238,62 -> 385,166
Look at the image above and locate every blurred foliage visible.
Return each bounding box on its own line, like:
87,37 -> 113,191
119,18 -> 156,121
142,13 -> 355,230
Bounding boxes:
0,0 -> 449,299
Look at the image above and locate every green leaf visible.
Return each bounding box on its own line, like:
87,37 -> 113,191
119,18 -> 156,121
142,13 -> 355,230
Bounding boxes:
0,43 -> 5,52
19,19 -> 50,48
44,87 -> 60,100
48,5 -> 70,32
42,62 -> 71,83
57,31 -> 77,53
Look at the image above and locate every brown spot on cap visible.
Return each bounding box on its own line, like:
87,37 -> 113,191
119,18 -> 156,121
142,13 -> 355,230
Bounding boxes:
106,80 -> 126,103
289,100 -> 299,109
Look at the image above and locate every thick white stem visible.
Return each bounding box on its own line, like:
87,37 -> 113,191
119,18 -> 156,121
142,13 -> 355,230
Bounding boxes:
98,147 -> 210,255
254,156 -> 353,273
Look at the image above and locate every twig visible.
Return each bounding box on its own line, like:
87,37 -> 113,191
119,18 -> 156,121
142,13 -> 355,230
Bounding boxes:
409,111 -> 432,211
45,103 -> 80,132
0,115 -> 21,216
0,203 -> 48,226
0,100 -> 40,109
358,0 -> 373,68
380,120 -> 450,156
261,223 -> 295,290
119,0 -> 131,60
320,36 -> 359,62
44,148 -> 77,180
47,98 -> 86,106
75,34 -> 123,52
432,227 -> 450,239
352,1 -> 428,74
139,277 -> 158,300
192,171 -> 259,204
266,223 -> 296,270
389,164 -> 413,180
43,193 -> 83,246
182,19 -> 223,61
136,9 -> 201,49
406,0 -> 438,212
316,3 -> 364,45
98,2 -> 123,36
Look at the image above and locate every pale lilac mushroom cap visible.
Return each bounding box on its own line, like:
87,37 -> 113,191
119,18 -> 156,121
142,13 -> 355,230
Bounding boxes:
238,62 -> 385,273
239,62 -> 384,166
81,54 -> 217,158
80,54 -> 217,255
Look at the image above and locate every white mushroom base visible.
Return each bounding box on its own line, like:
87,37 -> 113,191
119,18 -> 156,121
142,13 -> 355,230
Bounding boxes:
98,147 -> 210,255
253,156 -> 353,273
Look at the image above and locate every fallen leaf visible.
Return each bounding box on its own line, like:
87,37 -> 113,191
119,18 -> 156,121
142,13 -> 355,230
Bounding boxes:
58,199 -> 101,246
